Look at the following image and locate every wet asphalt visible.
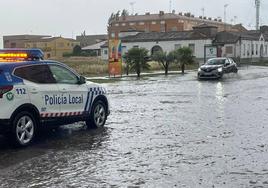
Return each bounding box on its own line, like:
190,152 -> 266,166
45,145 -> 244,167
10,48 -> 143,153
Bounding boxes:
0,66 -> 268,188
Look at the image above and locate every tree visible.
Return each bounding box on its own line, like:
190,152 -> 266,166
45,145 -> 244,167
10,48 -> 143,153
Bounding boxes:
152,51 -> 175,75
121,9 -> 129,17
123,48 -> 150,77
174,47 -> 195,74
73,45 -> 82,56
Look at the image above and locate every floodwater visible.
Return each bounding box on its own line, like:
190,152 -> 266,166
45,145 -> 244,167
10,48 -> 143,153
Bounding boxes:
1,66 -> 268,188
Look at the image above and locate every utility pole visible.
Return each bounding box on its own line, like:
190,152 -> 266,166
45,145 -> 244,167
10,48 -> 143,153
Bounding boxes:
169,0 -> 172,13
130,2 -> 136,15
201,8 -> 205,18
224,4 -> 228,30
255,0 -> 260,30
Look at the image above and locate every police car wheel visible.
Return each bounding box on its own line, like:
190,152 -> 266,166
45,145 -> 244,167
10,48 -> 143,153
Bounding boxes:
11,112 -> 36,147
87,100 -> 107,128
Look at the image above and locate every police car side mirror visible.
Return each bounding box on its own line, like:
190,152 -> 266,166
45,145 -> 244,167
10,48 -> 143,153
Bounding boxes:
225,62 -> 230,66
78,76 -> 86,85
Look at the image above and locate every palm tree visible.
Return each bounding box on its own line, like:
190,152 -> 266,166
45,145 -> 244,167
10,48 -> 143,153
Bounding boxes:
174,47 -> 195,74
123,48 -> 150,77
152,51 -> 175,75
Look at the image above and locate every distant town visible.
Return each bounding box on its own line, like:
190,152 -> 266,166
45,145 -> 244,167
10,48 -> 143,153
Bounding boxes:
3,9 -> 268,64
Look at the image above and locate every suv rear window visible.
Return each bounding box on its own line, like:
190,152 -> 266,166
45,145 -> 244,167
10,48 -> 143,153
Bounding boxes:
14,65 -> 56,84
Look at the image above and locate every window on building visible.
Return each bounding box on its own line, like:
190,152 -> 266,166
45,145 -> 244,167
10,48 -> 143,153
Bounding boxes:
225,46 -> 233,54
171,27 -> 177,31
265,45 -> 268,55
175,44 -> 181,50
160,24 -> 165,32
256,44 -> 258,55
189,44 -> 195,54
129,22 -> 135,26
151,21 -> 157,25
121,23 -> 126,26
160,21 -> 166,24
111,32 -> 115,38
10,42 -> 16,48
104,49 -> 108,55
247,44 -> 250,56
58,42 -> 64,47
115,23 -> 119,26
243,44 -> 246,56
252,44 -> 254,55
139,22 -> 145,25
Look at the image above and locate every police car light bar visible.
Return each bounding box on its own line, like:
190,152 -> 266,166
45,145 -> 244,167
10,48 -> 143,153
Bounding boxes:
0,49 -> 44,61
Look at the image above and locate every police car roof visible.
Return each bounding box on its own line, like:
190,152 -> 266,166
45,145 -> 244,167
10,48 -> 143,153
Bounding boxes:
0,60 -> 63,71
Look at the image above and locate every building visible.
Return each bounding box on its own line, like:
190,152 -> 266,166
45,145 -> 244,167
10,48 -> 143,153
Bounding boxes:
214,30 -> 268,62
3,35 -> 51,48
108,11 -> 245,40
76,34 -> 108,48
117,24 -> 268,63
25,37 -> 80,59
82,40 -> 108,59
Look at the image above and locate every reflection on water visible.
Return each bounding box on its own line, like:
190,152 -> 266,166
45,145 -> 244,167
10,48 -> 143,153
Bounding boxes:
1,66 -> 268,187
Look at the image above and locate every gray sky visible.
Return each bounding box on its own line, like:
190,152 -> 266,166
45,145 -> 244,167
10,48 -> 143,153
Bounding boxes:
0,0 -> 267,48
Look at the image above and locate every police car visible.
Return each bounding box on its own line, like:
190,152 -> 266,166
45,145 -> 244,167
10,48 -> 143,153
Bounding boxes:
0,49 -> 110,146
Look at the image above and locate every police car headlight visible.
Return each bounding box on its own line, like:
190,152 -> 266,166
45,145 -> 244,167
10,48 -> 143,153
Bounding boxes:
198,68 -> 201,72
217,67 -> 223,72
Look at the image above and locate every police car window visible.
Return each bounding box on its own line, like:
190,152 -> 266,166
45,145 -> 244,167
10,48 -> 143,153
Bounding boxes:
14,65 -> 56,84
49,65 -> 78,84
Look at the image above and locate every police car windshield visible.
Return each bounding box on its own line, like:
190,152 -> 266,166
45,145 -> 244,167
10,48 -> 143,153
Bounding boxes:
206,59 -> 226,65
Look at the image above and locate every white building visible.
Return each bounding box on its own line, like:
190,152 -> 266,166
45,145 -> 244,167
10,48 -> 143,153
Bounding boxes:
119,24 -> 268,63
214,31 -> 268,62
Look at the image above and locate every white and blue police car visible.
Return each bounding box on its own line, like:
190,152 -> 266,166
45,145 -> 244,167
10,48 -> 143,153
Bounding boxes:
0,49 -> 110,146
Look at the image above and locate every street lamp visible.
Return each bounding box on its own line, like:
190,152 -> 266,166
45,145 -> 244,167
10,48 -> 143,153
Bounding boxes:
224,4 -> 229,30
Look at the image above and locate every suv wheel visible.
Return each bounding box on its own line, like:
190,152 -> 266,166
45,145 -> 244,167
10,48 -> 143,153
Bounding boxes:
11,111 -> 36,147
86,100 -> 107,129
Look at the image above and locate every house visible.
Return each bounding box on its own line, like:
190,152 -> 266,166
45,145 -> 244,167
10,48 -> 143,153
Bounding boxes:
120,24 -> 217,63
214,30 -> 268,62
25,37 -> 80,59
76,34 -> 108,48
3,35 -> 51,48
82,40 -> 108,59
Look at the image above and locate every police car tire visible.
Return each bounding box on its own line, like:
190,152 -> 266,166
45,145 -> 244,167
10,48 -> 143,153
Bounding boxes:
11,111 -> 36,147
86,100 -> 107,129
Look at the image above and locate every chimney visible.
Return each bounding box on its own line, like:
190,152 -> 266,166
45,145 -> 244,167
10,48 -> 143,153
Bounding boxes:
159,11 -> 165,16
179,12 -> 183,16
214,18 -> 218,21
145,12 -> 150,15
199,16 -> 203,19
218,19 -> 222,22
203,16 -> 207,20
172,10 -> 176,14
208,17 -> 212,20
191,14 -> 195,18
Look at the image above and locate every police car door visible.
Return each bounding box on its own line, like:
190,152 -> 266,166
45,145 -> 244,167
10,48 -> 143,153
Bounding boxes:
48,64 -> 88,117
13,64 -> 60,117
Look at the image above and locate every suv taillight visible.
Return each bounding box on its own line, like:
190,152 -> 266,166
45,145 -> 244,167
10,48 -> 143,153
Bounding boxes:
0,86 -> 13,98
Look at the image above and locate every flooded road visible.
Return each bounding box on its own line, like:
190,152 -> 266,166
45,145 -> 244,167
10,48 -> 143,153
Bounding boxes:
1,66 -> 268,187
